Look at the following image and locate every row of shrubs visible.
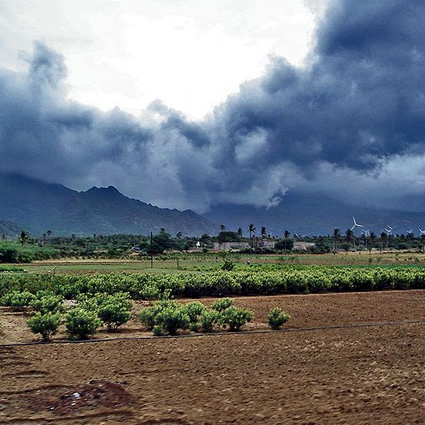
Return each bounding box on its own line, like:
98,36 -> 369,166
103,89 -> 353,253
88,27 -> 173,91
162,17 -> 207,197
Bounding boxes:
1,267 -> 425,301
2,290 -> 133,341
0,291 -> 290,341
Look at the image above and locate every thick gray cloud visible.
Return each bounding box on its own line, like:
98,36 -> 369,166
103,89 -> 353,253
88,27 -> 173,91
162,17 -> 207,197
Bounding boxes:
1,1 -> 425,213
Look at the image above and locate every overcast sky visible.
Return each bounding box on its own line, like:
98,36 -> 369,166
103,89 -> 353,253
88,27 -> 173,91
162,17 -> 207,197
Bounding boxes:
1,0 -> 425,213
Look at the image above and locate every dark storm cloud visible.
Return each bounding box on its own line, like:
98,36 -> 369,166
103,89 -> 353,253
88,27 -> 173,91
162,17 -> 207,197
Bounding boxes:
0,42 -> 153,184
213,0 -> 425,173
2,0 -> 425,212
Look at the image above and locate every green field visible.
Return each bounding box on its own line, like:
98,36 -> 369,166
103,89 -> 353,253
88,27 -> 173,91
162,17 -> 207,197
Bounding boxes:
10,250 -> 425,275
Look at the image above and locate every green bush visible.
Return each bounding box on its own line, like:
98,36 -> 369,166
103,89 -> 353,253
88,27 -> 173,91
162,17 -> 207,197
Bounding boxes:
153,325 -> 165,336
65,308 -> 102,340
138,299 -> 173,330
27,312 -> 62,341
98,303 -> 132,331
154,304 -> 190,335
267,307 -> 291,330
185,300 -> 206,323
221,260 -> 235,271
138,298 -> 192,335
1,291 -> 36,311
219,306 -> 254,331
211,297 -> 234,312
199,309 -> 221,332
77,292 -> 132,331
30,293 -> 64,314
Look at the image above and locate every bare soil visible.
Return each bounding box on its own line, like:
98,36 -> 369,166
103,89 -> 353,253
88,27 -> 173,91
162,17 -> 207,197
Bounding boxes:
0,290 -> 424,424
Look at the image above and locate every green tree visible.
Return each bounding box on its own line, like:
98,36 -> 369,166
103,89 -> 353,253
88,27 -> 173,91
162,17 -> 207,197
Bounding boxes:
237,228 -> 243,239
248,224 -> 256,249
284,230 -> 291,251
344,229 -> 353,252
333,228 -> 341,253
19,230 -> 30,262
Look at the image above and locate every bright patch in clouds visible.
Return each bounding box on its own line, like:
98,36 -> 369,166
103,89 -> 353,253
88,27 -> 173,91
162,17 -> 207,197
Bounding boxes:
0,0 -> 323,119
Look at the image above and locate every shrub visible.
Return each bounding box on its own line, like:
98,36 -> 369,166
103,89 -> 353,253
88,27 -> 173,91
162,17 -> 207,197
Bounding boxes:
98,303 -> 132,331
30,294 -> 64,314
267,307 -> 291,330
221,260 -> 235,271
211,297 -> 234,312
27,312 -> 62,341
219,306 -> 254,331
77,292 -> 132,331
183,301 -> 207,331
152,325 -> 165,336
65,308 -> 102,340
199,309 -> 221,333
1,291 -> 36,311
139,299 -> 191,335
138,285 -> 160,300
154,305 -> 190,335
138,299 -> 173,330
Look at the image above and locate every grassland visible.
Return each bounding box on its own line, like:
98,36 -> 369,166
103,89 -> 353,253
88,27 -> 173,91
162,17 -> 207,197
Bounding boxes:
12,249 -> 425,274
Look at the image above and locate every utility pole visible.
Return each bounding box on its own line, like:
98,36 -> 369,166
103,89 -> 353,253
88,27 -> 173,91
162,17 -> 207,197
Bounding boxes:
150,231 -> 153,268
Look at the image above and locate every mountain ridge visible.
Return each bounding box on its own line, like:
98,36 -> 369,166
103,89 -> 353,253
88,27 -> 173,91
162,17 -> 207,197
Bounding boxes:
0,173 -> 217,236
2,172 -> 425,238
203,192 -> 425,237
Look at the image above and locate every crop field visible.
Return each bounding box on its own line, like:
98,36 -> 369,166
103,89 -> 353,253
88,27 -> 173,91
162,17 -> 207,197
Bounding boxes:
12,250 -> 425,274
0,256 -> 424,424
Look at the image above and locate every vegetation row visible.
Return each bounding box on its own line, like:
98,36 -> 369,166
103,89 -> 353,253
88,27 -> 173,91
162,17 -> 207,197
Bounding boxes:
1,266 -> 425,302
1,290 -> 290,341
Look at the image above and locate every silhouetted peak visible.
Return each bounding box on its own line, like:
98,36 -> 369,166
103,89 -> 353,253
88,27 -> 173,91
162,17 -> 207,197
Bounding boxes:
86,185 -> 120,194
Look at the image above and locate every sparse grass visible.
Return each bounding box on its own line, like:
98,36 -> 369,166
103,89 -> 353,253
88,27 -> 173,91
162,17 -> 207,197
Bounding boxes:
2,250 -> 425,275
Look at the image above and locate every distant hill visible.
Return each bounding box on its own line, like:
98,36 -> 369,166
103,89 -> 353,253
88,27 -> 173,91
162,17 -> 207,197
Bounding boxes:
0,220 -> 22,237
0,173 -> 217,237
204,192 -> 425,237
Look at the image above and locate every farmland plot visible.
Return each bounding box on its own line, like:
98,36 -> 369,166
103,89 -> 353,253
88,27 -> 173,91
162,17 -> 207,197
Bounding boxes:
0,290 -> 424,424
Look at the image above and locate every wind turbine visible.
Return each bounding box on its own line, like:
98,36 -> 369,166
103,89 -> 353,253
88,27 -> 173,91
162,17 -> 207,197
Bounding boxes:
361,229 -> 370,251
384,225 -> 393,249
419,229 -> 425,252
350,217 -> 364,232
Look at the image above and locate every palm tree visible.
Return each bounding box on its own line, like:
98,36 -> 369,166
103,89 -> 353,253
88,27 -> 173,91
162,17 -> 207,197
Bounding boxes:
332,228 -> 341,253
369,232 -> 376,254
237,228 -> 243,239
345,228 -> 353,252
248,224 -> 256,250
19,230 -> 30,263
261,226 -> 267,239
284,230 -> 291,251
380,232 -> 387,251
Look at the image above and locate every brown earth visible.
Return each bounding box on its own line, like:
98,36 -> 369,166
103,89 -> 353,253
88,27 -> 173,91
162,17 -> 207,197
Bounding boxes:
0,290 -> 424,424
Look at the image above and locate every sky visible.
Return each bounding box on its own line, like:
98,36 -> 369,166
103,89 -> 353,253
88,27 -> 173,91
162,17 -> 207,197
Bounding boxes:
1,0 -> 425,214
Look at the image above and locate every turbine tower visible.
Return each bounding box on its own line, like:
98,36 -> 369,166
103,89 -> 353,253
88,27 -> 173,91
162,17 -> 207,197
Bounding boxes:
384,225 -> 393,249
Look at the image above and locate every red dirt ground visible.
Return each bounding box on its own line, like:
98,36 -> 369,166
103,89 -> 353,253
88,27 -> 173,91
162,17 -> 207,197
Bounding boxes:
0,290 -> 424,424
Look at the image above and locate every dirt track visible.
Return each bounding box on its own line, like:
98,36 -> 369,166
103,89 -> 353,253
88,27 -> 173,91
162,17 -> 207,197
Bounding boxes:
1,290 -> 425,424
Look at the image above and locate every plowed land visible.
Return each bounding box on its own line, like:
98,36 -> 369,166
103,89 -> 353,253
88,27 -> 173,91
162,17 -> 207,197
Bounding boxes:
1,290 -> 424,424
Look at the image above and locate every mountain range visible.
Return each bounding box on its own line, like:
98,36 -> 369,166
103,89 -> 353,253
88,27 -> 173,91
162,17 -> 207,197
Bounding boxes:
1,172 -> 425,238
0,173 -> 217,237
205,192 -> 425,237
